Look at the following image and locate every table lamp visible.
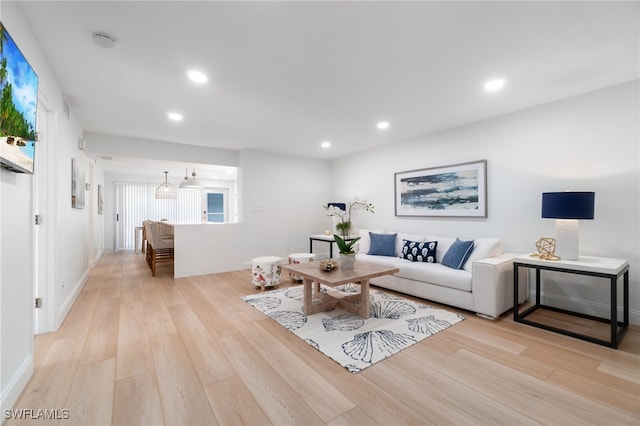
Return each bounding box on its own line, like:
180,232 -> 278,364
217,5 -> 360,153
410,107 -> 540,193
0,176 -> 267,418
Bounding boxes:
541,191 -> 595,260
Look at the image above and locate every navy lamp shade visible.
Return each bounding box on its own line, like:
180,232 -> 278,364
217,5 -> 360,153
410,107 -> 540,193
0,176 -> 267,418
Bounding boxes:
542,192 -> 595,220
327,202 -> 346,211
541,191 -> 595,260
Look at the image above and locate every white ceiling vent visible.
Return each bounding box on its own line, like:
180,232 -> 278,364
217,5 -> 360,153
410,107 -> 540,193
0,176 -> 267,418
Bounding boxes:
92,32 -> 116,49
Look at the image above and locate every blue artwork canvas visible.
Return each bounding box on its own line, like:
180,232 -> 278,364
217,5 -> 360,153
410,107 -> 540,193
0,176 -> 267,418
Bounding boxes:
395,160 -> 487,217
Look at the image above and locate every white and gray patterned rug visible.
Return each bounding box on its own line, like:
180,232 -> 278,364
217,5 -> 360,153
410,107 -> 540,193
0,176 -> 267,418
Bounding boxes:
242,284 -> 464,373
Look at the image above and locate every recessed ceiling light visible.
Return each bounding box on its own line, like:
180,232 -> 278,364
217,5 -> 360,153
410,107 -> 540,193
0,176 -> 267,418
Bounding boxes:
484,78 -> 506,92
321,141 -> 331,148
167,112 -> 183,121
187,69 -> 207,84
377,121 -> 390,130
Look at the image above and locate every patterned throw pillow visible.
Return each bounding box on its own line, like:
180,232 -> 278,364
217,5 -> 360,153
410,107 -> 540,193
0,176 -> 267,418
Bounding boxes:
401,240 -> 438,263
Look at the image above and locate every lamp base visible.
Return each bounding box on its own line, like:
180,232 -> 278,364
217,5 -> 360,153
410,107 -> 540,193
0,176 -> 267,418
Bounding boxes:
555,219 -> 579,260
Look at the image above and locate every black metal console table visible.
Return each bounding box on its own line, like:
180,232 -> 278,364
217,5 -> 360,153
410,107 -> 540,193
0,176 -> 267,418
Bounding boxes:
513,255 -> 629,349
309,235 -> 358,258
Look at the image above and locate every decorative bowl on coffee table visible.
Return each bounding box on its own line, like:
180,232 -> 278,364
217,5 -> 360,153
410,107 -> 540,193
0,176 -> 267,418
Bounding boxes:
319,259 -> 338,271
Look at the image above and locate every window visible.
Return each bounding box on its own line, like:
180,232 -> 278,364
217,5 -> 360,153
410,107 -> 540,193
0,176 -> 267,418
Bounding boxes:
207,192 -> 225,223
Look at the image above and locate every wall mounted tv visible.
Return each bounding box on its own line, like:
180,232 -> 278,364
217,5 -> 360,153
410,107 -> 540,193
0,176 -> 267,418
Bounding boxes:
0,21 -> 39,174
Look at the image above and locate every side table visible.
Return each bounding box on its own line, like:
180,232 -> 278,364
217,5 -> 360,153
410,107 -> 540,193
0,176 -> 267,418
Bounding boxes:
309,234 -> 358,258
513,255 -> 629,348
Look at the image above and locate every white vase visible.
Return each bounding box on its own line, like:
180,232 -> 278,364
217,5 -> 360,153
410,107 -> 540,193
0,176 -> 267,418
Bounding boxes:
340,253 -> 355,270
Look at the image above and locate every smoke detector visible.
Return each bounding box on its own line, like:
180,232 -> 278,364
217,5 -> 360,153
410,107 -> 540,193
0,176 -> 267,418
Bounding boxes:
92,32 -> 116,49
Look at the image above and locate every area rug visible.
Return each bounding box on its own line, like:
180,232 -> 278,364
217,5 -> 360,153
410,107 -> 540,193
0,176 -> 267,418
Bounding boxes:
242,284 -> 464,373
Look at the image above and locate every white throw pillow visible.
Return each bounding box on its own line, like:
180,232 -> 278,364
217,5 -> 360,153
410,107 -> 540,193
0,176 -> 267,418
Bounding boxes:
426,235 -> 456,263
463,238 -> 503,272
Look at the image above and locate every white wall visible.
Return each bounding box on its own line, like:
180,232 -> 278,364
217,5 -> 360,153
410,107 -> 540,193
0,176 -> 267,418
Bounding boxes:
85,132 -> 239,167
0,163 -> 33,416
0,2 -> 97,413
53,125 -> 91,327
331,80 -> 640,324
239,150 -> 332,264
173,223 -> 244,278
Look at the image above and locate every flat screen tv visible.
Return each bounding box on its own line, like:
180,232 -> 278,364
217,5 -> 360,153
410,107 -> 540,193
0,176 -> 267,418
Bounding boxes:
0,21 -> 38,174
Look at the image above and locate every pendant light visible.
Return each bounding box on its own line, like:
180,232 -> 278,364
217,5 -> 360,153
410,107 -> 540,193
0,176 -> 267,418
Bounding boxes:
155,171 -> 177,199
179,168 -> 190,189
179,168 -> 203,189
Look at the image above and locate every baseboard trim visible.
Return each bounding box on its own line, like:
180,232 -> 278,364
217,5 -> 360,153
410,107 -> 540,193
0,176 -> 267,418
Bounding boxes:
0,354 -> 33,419
56,269 -> 89,329
89,247 -> 105,268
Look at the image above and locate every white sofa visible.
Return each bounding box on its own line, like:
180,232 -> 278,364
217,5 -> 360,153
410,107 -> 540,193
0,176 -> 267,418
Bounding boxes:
355,230 -> 526,319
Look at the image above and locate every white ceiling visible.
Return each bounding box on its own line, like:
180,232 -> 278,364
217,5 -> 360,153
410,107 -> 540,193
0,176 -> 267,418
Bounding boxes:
16,1 -> 640,168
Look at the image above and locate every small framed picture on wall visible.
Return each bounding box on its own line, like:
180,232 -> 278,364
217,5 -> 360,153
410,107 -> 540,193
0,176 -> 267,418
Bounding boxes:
71,157 -> 85,209
97,184 -> 104,215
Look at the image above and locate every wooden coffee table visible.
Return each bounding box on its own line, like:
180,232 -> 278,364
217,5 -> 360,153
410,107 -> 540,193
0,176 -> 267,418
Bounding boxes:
282,261 -> 399,318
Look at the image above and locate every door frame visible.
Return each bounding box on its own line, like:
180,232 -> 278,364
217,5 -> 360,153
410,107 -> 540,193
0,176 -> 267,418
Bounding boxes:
33,96 -> 57,334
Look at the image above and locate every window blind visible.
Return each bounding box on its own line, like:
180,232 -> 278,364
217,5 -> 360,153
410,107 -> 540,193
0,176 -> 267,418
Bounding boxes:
116,183 -> 202,249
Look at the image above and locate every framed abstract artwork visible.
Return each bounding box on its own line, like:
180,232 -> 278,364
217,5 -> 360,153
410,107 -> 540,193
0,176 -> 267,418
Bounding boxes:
71,157 -> 85,209
394,160 -> 487,217
97,184 -> 104,215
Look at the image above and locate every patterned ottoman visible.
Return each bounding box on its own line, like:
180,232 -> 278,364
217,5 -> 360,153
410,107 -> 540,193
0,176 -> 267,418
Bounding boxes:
287,253 -> 316,282
251,256 -> 282,290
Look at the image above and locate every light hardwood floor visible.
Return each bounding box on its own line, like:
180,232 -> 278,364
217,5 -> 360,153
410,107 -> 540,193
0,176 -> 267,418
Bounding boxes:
8,250 -> 640,425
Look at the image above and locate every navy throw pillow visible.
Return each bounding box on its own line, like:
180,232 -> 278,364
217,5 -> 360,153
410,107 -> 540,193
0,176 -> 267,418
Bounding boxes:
442,239 -> 475,269
401,240 -> 438,263
368,232 -> 397,256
